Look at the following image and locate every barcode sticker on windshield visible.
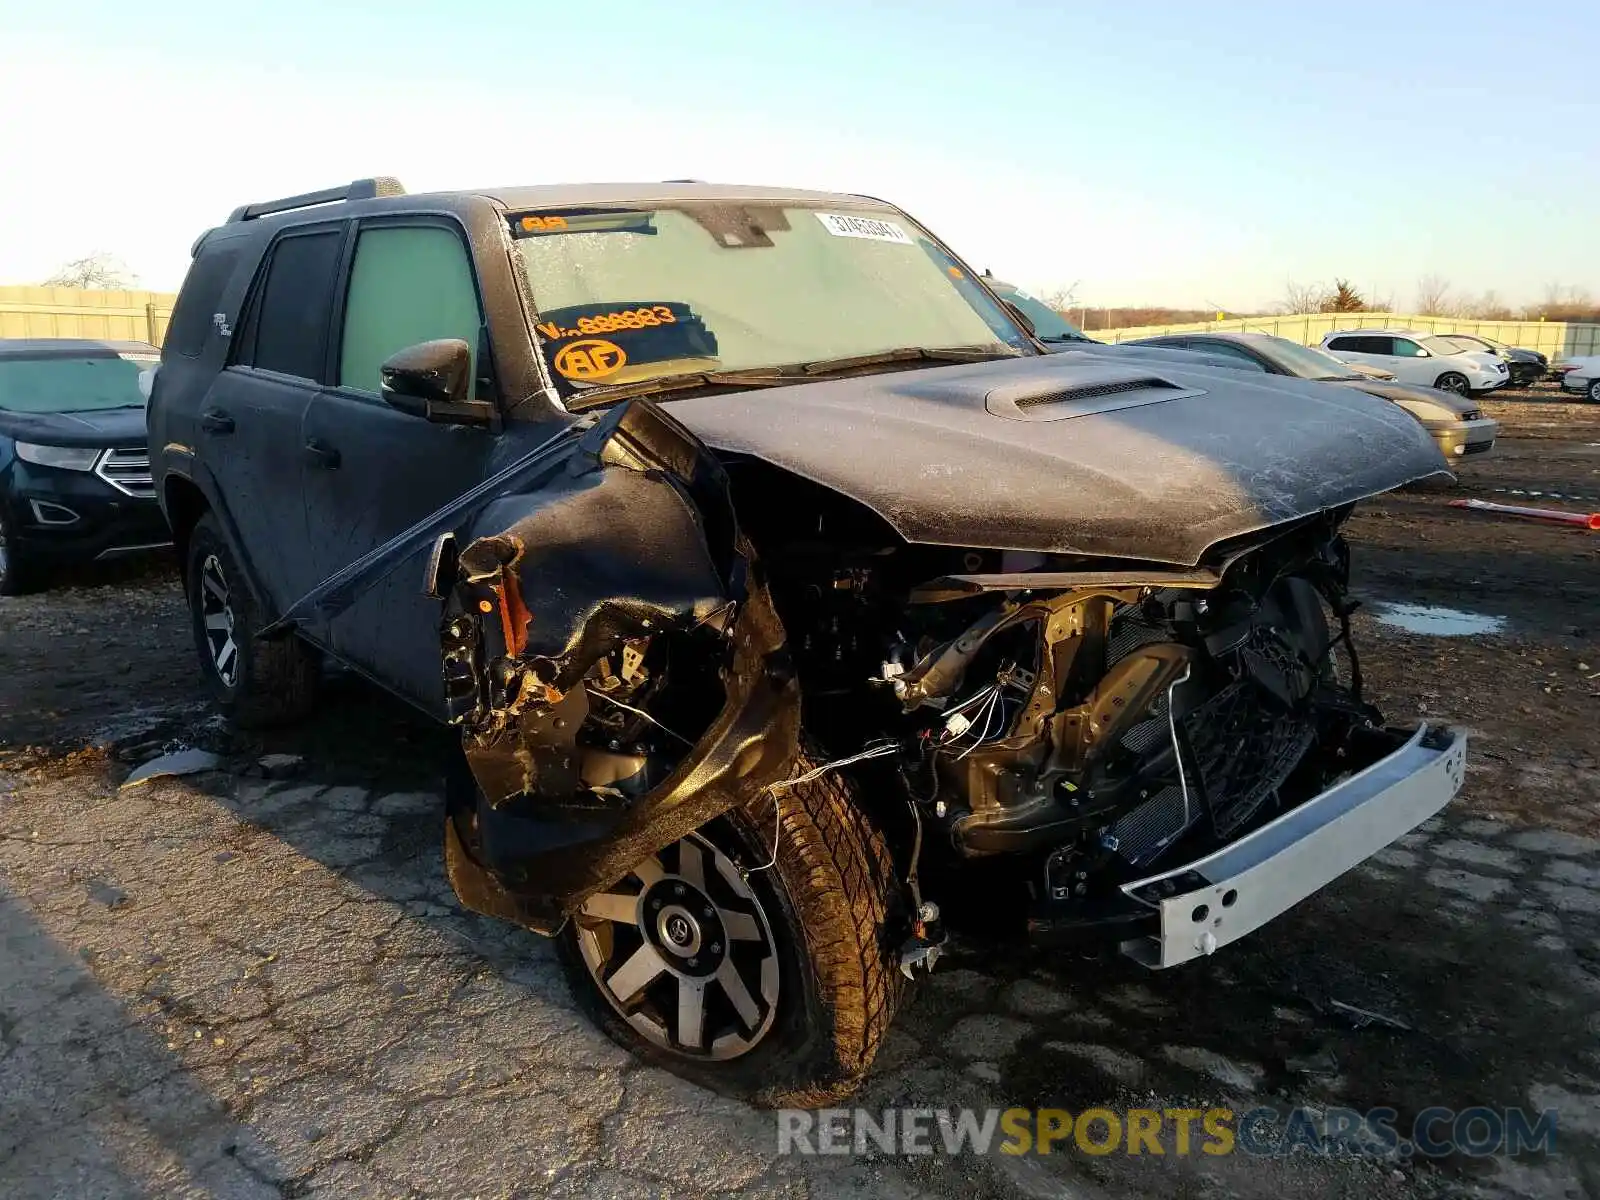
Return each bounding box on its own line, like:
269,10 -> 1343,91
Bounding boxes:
815,213 -> 914,245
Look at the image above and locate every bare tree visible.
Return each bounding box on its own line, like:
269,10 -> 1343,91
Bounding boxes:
1041,281 -> 1081,312
42,252 -> 138,290
1277,280 -> 1329,315
1460,290 -> 1513,321
1414,274 -> 1453,317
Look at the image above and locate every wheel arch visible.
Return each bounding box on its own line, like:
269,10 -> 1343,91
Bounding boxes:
162,468 -> 272,610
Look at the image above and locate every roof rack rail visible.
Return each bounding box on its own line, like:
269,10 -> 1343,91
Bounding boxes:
226,177 -> 406,224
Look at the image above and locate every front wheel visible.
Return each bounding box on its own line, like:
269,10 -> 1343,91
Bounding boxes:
557,756 -> 908,1106
0,507 -> 45,596
185,513 -> 320,727
1434,371 -> 1471,396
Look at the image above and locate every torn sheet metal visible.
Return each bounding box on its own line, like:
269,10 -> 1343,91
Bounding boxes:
439,399 -> 801,929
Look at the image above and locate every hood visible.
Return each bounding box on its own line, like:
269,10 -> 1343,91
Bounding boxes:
0,405 -> 149,448
1462,351 -> 1506,372
668,354 -> 1448,567
1339,378 -> 1478,418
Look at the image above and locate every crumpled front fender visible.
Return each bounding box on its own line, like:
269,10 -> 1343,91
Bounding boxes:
440,399 -> 801,933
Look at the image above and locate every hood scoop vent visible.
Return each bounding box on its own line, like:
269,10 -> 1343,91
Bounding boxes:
985,369 -> 1204,422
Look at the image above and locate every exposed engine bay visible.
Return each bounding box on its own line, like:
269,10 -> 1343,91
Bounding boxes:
433,399 -> 1393,951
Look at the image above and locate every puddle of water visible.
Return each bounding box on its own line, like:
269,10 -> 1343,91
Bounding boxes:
1372,602 -> 1506,637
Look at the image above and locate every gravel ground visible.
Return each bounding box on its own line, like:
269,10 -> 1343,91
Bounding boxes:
2,387 -> 1598,1199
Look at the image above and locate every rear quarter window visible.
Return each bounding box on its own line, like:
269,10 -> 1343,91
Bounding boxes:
167,241 -> 243,358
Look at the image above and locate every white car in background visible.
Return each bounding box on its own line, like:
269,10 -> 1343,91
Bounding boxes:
1557,356 -> 1600,402
1319,329 -> 1510,396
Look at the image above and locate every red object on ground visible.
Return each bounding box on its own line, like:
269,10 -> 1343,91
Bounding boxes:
1448,497 -> 1600,530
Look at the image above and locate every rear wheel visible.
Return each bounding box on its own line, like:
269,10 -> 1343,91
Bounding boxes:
186,513 -> 320,727
1434,371 -> 1470,396
556,754 -> 908,1106
1588,379 -> 1600,404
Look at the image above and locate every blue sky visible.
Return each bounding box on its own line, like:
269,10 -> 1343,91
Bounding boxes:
2,0 -> 1595,309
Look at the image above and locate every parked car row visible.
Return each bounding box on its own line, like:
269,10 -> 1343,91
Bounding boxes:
981,283 -> 1501,464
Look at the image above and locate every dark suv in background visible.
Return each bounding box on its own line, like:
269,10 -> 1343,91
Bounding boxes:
150,177 -> 1460,1104
0,338 -> 168,593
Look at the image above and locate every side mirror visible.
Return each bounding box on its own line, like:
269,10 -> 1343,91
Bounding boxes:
380,339 -> 494,427
1415,348 -> 1431,358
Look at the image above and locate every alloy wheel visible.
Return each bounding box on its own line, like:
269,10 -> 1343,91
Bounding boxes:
575,831 -> 780,1060
199,554 -> 240,688
1436,372 -> 1470,396
1589,379 -> 1600,404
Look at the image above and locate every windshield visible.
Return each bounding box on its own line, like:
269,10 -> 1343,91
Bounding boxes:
1422,335 -> 1478,356
511,203 -> 1028,394
1251,336 -> 1366,380
988,282 -> 1089,341
0,353 -> 156,414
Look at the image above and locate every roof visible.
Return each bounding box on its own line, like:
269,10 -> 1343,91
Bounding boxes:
0,338 -> 160,360
1324,328 -> 1432,337
455,181 -> 893,211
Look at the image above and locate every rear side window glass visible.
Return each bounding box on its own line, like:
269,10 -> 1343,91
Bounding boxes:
1331,335 -> 1389,354
237,229 -> 343,380
1197,341 -> 1258,363
167,242 -> 241,358
337,225 -> 483,394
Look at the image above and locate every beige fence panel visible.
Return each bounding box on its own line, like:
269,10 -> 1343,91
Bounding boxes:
1091,311 -> 1600,358
0,286 -> 177,347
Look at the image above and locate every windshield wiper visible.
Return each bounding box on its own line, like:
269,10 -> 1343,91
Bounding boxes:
799,345 -> 1021,377
1039,333 -> 1093,344
564,368 -> 789,412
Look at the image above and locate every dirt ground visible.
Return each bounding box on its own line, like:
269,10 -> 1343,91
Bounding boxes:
1,386 -> 1598,1199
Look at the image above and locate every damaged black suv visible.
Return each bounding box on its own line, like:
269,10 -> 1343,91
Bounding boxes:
151,178 -> 1465,1103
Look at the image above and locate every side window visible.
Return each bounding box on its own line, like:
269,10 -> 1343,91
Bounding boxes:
337,224 -> 484,395
1196,341 -> 1260,364
1392,338 -> 1425,357
166,241 -> 242,358
1333,335 -> 1389,354
234,229 -> 344,380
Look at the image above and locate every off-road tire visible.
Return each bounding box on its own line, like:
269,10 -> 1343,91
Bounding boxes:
0,508 -> 45,596
556,752 -> 909,1107
186,513 -> 319,727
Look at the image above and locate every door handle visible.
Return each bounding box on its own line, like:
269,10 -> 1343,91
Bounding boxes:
200,409 -> 235,434
304,439 -> 341,470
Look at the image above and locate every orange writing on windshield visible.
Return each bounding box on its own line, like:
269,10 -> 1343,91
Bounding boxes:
554,339 -> 628,381
520,214 -> 569,232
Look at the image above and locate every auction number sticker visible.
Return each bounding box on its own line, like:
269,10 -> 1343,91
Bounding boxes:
553,339 -> 627,382
536,306 -> 677,341
814,212 -> 915,244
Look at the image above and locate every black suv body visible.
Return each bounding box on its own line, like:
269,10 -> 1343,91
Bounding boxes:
0,338 -> 168,593
152,178 -> 1465,1102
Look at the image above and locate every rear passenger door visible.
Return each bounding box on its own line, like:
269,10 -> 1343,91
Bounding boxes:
201,224 -> 346,611
299,218 -> 500,713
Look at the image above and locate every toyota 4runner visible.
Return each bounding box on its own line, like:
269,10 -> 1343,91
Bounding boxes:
149,177 -> 1464,1104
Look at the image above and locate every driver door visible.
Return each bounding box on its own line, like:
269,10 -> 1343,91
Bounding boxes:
298,218 -> 501,714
